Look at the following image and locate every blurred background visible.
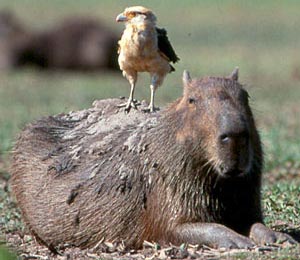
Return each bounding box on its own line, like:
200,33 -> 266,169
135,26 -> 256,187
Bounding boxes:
0,1 -> 300,189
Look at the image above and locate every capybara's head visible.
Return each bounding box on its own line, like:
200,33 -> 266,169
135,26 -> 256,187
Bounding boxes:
174,68 -> 261,178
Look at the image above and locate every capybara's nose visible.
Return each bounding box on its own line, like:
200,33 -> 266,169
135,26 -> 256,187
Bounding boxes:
218,130 -> 250,176
218,112 -> 249,150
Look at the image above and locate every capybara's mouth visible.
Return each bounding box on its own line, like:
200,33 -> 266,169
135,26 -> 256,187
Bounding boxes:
223,169 -> 245,178
218,166 -> 246,178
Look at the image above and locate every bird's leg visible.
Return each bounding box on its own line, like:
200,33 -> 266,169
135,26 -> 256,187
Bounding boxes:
143,75 -> 160,113
125,82 -> 137,112
117,72 -> 140,113
149,84 -> 156,112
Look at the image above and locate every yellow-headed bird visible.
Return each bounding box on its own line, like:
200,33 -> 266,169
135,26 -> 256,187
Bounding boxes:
116,6 -> 179,113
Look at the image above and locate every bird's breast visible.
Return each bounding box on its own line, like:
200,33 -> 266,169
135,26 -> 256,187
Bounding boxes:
119,26 -> 157,59
118,25 -> 170,73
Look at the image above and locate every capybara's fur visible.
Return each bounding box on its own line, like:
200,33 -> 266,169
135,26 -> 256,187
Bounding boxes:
12,70 -> 294,250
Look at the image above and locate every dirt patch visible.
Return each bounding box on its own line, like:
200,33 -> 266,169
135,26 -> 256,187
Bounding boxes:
3,228 -> 296,260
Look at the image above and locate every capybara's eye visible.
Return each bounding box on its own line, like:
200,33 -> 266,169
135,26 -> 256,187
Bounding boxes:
188,97 -> 196,104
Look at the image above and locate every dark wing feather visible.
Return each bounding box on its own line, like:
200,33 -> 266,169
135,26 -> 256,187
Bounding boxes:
156,27 -> 179,64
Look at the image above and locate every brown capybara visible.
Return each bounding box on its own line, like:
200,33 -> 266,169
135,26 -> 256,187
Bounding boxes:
16,16 -> 119,70
11,69 -> 296,251
0,12 -> 119,70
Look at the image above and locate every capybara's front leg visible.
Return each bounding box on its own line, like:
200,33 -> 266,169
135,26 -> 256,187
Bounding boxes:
249,223 -> 297,246
169,223 -> 255,249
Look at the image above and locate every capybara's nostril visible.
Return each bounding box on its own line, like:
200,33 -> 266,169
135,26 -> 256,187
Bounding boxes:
219,131 -> 249,148
219,133 -> 238,148
220,134 -> 231,144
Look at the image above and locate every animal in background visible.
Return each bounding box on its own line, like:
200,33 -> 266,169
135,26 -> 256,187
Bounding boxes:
116,6 -> 179,113
0,11 -> 119,71
21,16 -> 119,70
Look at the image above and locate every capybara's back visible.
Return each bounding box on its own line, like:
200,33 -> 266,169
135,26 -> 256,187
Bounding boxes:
11,69 -> 295,251
11,99 -> 156,249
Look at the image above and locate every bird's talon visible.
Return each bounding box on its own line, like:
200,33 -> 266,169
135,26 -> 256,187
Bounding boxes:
142,106 -> 160,113
118,100 -> 141,113
117,103 -> 127,108
132,102 -> 138,109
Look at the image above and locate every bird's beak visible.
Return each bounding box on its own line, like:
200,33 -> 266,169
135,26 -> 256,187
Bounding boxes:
116,13 -> 128,22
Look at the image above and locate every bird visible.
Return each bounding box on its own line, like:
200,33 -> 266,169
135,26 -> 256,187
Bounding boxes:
116,6 -> 179,113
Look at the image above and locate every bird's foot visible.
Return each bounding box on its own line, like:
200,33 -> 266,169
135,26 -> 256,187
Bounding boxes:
117,99 -> 141,113
142,105 -> 160,113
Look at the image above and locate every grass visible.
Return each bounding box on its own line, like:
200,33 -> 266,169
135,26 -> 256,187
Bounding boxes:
263,183 -> 300,228
0,0 -> 300,259
0,246 -> 17,260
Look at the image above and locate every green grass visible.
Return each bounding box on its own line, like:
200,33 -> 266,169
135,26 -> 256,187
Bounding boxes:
0,246 -> 17,260
263,183 -> 300,228
0,0 -> 300,258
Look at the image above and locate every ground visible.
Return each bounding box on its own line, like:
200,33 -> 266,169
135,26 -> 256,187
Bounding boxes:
0,0 -> 300,259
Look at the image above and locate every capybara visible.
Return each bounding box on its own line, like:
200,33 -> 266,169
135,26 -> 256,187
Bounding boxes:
17,16 -> 119,70
0,12 -> 119,70
11,69 -> 296,251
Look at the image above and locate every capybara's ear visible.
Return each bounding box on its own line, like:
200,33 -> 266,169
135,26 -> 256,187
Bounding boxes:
229,67 -> 239,81
182,70 -> 192,90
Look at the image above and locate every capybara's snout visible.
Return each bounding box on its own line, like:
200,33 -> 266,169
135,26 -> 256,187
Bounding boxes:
217,112 -> 251,177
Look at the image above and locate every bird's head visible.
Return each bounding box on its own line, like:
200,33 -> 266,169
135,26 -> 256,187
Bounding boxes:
116,6 -> 157,25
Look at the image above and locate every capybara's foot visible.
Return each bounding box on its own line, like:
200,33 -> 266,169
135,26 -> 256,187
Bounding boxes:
250,223 -> 297,246
217,235 -> 255,249
171,223 -> 255,249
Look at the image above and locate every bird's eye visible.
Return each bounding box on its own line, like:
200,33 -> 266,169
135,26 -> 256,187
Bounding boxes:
188,97 -> 196,104
127,12 -> 136,18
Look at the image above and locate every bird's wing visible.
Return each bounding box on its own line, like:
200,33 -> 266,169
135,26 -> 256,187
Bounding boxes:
156,27 -> 179,64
